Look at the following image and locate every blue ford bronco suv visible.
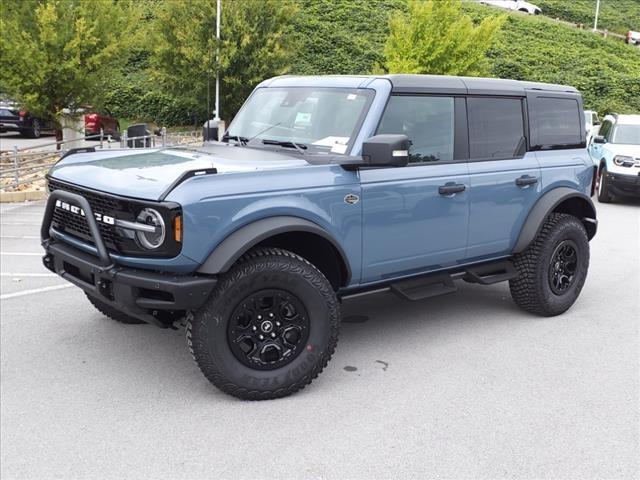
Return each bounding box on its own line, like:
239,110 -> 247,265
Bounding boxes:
42,75 -> 597,399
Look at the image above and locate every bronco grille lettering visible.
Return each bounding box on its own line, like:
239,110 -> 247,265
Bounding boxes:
55,199 -> 115,225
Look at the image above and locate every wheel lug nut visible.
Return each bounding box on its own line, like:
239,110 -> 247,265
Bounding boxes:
269,313 -> 274,318
252,326 -> 257,331
271,332 -> 276,338
259,334 -> 264,340
276,321 -> 281,327
257,315 -> 262,320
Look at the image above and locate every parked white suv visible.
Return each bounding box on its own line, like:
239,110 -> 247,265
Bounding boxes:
589,114 -> 640,203
478,0 -> 542,15
584,110 -> 601,145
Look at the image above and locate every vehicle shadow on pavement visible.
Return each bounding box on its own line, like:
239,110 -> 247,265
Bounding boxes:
57,280 -> 525,401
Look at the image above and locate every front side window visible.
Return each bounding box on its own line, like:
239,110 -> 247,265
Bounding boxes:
227,87 -> 373,155
377,95 -> 455,163
599,120 -> 612,140
468,97 -> 524,159
611,124 -> 640,145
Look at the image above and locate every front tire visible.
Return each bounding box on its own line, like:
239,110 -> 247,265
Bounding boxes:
509,213 -> 589,317
597,166 -> 614,203
187,247 -> 340,400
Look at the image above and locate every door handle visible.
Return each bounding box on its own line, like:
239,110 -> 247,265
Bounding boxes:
515,175 -> 538,187
438,183 -> 466,195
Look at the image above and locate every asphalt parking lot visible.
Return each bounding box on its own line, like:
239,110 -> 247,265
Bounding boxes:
1,199 -> 638,480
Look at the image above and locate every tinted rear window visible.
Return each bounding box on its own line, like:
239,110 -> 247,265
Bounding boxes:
530,97 -> 582,149
467,97 -> 524,159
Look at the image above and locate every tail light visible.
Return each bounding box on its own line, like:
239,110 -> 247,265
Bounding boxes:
19,111 -> 26,117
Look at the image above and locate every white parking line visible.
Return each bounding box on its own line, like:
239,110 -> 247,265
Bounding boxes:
0,213 -> 43,216
0,284 -> 73,300
0,252 -> 42,256
0,273 -> 57,277
0,236 -> 40,239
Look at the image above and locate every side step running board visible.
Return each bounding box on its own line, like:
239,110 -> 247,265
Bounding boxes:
464,260 -> 518,285
390,273 -> 457,301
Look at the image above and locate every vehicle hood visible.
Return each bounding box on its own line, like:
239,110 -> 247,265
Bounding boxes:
605,143 -> 640,157
48,144 -> 308,200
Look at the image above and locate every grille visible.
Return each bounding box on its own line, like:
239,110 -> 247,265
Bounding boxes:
48,179 -> 130,251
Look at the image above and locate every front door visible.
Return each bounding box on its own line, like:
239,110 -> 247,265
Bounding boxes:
360,95 -> 470,284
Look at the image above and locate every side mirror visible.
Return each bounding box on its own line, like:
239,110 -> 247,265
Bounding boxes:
362,134 -> 409,167
593,135 -> 606,144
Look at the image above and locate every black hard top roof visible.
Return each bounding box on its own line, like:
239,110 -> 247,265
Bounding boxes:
385,74 -> 578,95
263,74 -> 579,96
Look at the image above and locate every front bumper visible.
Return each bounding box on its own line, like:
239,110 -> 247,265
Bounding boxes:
42,190 -> 217,327
605,171 -> 640,197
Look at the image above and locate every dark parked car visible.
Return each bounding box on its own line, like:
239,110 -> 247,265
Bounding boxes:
84,109 -> 120,138
0,102 -> 55,138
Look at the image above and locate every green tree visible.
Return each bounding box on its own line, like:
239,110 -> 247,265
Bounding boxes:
0,0 -> 138,140
151,0 -> 296,122
382,0 -> 505,76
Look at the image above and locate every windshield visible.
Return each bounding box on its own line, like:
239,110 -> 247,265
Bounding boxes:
226,87 -> 374,155
611,124 -> 640,145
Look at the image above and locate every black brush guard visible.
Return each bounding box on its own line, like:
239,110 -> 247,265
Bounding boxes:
41,190 -> 216,327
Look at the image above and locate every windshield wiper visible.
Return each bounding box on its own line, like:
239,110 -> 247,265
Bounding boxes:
261,139 -> 307,155
221,134 -> 248,146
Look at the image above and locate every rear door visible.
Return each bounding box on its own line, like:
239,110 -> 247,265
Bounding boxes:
465,96 -> 542,259
360,95 -> 470,284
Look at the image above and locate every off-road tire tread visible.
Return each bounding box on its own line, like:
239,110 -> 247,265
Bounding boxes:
509,213 -> 588,317
85,292 -> 146,324
186,247 -> 340,400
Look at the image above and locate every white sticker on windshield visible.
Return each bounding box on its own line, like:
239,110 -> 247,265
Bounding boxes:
331,143 -> 348,154
347,94 -> 357,100
294,112 -> 312,125
312,136 -> 350,147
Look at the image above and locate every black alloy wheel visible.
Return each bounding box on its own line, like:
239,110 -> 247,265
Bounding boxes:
227,289 -> 310,370
548,240 -> 578,295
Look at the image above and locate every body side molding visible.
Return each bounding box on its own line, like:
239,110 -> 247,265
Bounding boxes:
196,216 -> 352,281
513,187 -> 597,254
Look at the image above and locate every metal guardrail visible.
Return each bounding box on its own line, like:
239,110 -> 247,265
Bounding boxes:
0,128 -> 203,192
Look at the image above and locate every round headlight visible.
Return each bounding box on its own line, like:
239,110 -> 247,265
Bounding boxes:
613,155 -> 632,166
135,208 -> 165,249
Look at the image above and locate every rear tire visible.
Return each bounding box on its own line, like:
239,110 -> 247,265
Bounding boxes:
597,166 -> 614,203
509,213 -> 589,317
85,293 -> 146,324
187,247 -> 340,400
25,119 -> 41,139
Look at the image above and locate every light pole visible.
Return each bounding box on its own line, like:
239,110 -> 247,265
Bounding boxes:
214,0 -> 221,130
593,0 -> 600,31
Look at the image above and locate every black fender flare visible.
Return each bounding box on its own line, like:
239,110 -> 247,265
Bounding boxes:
196,216 -> 352,282
513,187 -> 597,253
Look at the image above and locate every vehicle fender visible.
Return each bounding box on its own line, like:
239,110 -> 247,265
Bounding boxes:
513,187 -> 597,253
196,216 -> 351,280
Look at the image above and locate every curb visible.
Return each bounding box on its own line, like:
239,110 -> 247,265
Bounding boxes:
0,190 -> 47,203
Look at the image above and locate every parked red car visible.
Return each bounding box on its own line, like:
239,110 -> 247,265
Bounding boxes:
84,109 -> 120,138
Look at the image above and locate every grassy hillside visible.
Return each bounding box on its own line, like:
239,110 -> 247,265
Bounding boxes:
468,3 -> 640,113
289,0 -> 640,114
535,0 -> 640,35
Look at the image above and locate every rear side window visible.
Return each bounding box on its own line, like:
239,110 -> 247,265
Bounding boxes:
530,97 -> 582,149
377,95 -> 455,163
467,97 -> 524,159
